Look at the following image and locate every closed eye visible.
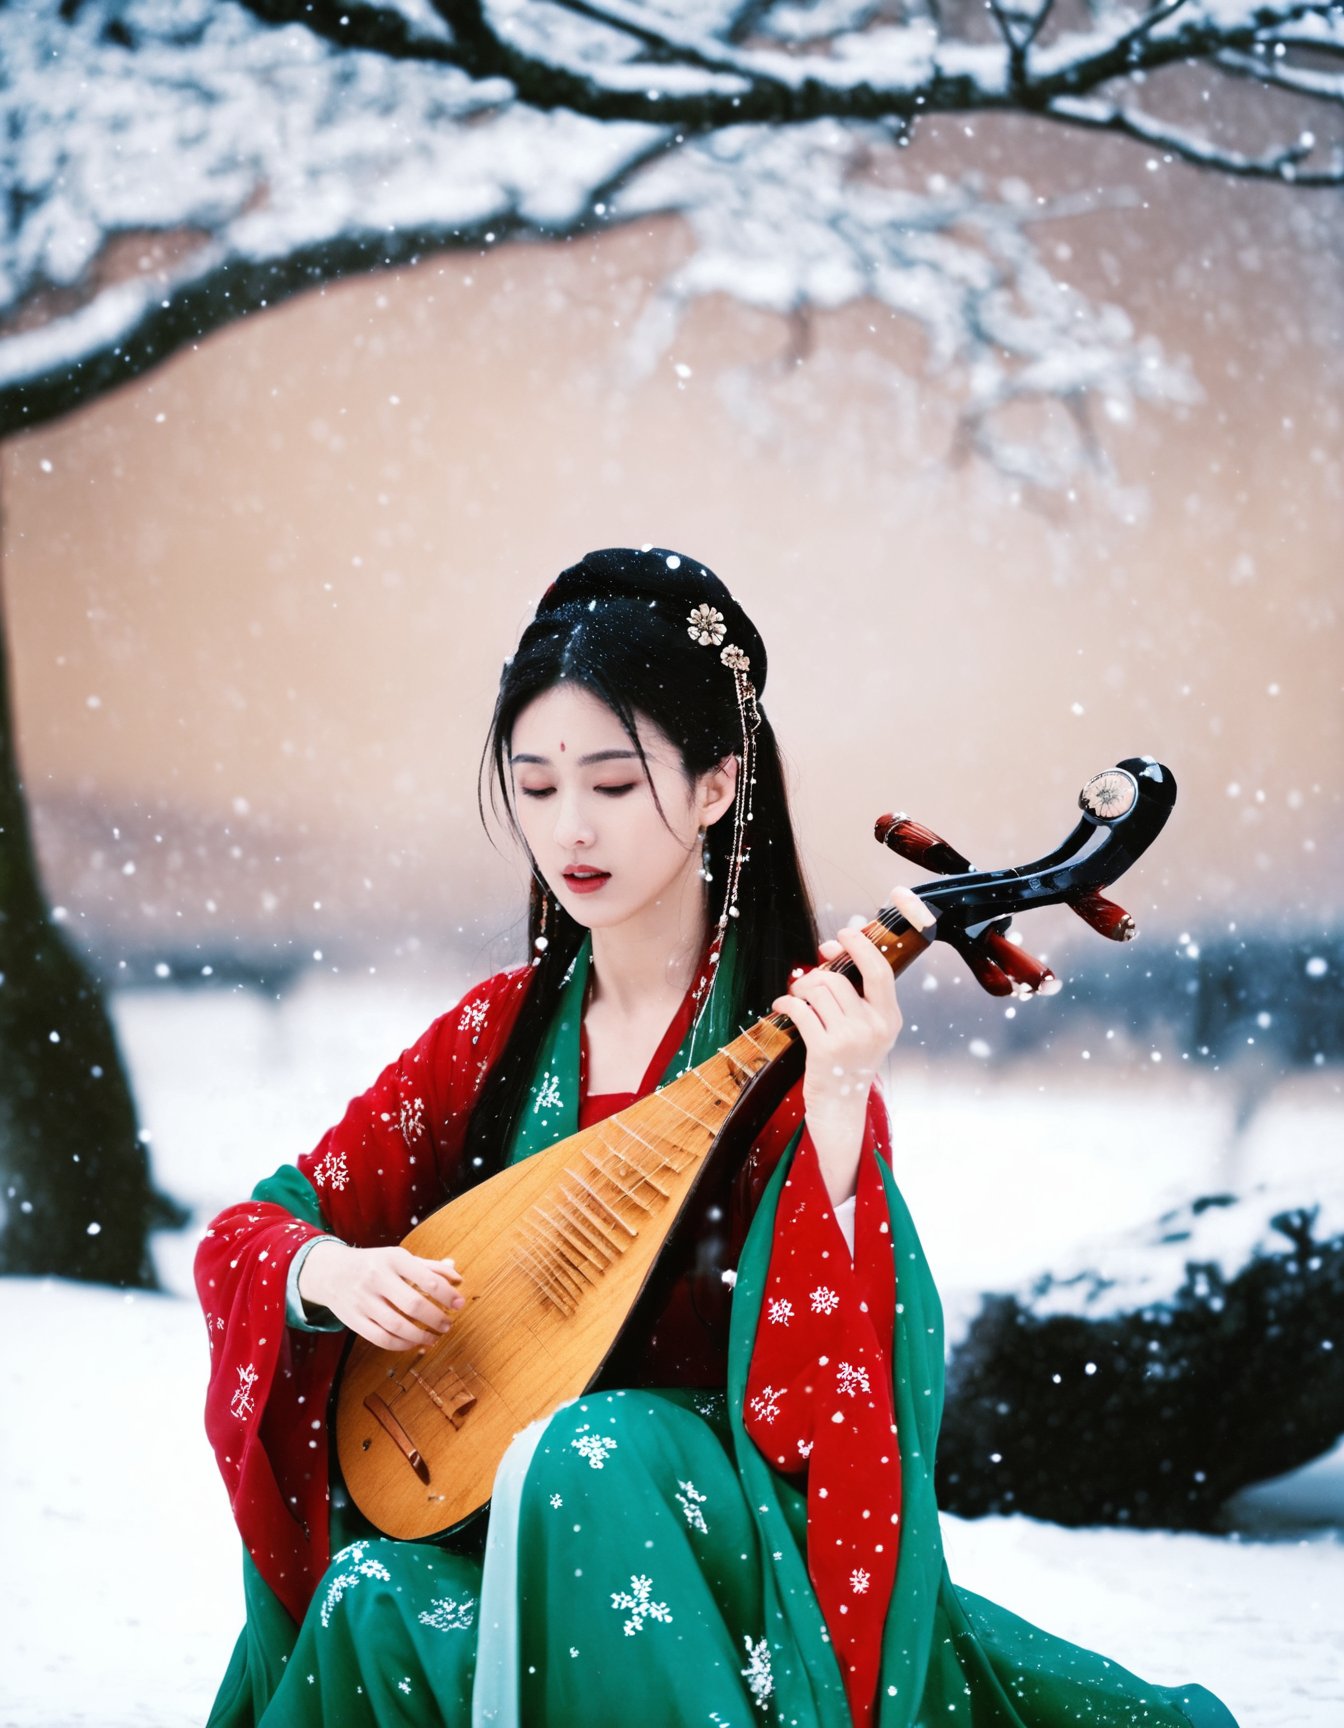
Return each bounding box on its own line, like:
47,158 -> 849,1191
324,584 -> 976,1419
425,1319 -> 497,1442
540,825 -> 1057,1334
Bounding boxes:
516,783 -> 636,800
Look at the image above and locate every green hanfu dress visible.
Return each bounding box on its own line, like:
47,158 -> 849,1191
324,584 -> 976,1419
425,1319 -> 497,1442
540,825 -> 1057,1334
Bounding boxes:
196,942 -> 1239,1728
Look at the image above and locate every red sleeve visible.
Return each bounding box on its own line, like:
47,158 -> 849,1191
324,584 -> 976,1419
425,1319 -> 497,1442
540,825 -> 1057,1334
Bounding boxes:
194,965 -> 532,1623
297,967 -> 531,1248
743,1086 -> 900,1727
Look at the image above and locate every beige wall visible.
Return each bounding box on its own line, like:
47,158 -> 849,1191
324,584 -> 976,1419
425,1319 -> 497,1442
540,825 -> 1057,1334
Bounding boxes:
4,117 -> 1341,966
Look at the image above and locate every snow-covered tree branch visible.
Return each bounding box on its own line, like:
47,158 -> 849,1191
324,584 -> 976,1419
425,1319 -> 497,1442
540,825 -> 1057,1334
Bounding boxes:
1,0 -> 1338,489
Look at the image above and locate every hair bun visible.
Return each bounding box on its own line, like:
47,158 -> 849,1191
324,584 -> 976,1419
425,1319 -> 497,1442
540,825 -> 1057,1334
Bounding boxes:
537,546 -> 767,696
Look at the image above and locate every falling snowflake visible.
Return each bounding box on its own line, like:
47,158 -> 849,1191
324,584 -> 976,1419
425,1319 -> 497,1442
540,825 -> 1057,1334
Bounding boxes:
229,1362 -> 259,1421
313,1148 -> 349,1191
676,1479 -> 708,1533
459,997 -> 490,1037
399,1096 -> 426,1146
398,1678 -> 412,1695
570,1425 -> 618,1469
319,1542 -> 392,1628
749,1384 -> 784,1425
850,1568 -> 871,1594
611,1573 -> 673,1636
798,1438 -> 814,1458
810,1285 -> 840,1316
418,1595 -> 476,1632
741,1635 -> 774,1704
836,1361 -> 871,1398
767,1297 -> 794,1326
533,1070 -> 564,1115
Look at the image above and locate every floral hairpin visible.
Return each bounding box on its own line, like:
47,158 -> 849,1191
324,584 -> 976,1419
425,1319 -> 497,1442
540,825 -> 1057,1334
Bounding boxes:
687,604 -> 726,647
686,605 -> 759,733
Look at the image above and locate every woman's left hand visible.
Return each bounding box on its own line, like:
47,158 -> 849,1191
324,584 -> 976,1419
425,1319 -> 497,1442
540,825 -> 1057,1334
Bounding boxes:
771,885 -> 933,1205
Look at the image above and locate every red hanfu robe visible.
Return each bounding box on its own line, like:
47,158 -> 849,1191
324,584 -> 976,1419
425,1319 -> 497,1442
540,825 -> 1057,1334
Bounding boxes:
195,962 -> 901,1721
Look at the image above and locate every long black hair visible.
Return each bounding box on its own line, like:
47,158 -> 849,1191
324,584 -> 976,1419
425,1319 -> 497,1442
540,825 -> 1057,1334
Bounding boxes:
460,547 -> 818,1181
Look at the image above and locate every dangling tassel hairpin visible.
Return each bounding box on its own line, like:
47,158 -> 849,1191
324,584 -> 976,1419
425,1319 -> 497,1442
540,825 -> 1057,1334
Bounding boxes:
684,609 -> 761,1059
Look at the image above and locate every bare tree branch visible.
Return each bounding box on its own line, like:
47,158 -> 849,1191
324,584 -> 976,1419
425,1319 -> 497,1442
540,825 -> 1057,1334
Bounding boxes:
1020,0 -> 1060,55
226,0 -> 1344,184
1216,47 -> 1344,104
547,0 -> 772,77
1048,93 -> 1344,183
236,0 -> 461,62
0,0 -> 1335,485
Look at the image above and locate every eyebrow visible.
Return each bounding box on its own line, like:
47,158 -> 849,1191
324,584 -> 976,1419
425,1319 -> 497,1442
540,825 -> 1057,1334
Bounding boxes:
509,749 -> 643,767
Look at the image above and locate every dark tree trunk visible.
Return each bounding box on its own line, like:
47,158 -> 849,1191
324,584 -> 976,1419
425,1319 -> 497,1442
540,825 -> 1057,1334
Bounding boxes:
0,478 -> 176,1288
936,1195 -> 1344,1528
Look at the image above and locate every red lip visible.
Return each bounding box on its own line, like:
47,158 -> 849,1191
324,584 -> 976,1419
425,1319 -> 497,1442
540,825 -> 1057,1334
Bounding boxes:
563,869 -> 610,895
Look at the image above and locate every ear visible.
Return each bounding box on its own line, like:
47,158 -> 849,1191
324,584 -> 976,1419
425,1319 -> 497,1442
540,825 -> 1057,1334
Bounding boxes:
697,753 -> 739,831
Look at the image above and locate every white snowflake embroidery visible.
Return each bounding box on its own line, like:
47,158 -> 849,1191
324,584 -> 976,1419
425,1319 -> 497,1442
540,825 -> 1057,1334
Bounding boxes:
418,1595 -> 476,1632
313,1148 -> 349,1191
398,1096 -> 426,1145
741,1635 -> 774,1705
533,1069 -> 564,1115
749,1384 -> 784,1425
810,1285 -> 840,1315
836,1361 -> 871,1398
767,1297 -> 794,1326
850,1568 -> 871,1595
611,1573 -> 673,1636
550,1493 -> 564,1509
675,1479 -> 708,1533
459,997 -> 490,1037
319,1542 -> 392,1628
798,1438 -> 814,1459
229,1362 -> 259,1421
570,1425 -> 618,1469
398,1678 -> 412,1695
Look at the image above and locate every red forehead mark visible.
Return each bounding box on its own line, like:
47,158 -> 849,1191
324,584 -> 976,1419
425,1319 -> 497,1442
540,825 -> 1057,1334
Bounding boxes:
559,740 -> 566,753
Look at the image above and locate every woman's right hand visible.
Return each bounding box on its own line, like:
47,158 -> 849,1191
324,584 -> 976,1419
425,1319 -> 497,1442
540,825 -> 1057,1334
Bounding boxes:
298,1240 -> 466,1351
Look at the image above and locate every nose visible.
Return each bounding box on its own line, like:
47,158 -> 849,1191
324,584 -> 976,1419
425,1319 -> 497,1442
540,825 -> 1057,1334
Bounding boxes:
552,788 -> 596,852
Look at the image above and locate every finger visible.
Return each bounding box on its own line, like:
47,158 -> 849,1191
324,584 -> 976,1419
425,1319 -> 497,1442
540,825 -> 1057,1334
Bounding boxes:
834,924 -> 900,1012
378,1293 -> 451,1341
791,965 -> 867,1029
771,993 -> 826,1047
388,1280 -> 457,1330
359,1315 -> 429,1353
887,885 -> 935,938
393,1249 -> 462,1286
394,1253 -> 467,1310
784,974 -> 848,1034
371,1268 -> 454,1330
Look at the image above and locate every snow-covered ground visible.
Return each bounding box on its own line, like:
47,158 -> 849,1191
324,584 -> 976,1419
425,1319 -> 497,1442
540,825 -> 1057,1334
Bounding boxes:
3,975 -> 1341,1727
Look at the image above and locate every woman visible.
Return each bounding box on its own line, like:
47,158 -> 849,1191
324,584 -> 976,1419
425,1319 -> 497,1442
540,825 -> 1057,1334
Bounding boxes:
197,547 -> 1238,1727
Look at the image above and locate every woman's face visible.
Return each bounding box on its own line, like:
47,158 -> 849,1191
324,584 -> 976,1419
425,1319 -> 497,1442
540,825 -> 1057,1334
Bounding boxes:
509,683 -> 735,938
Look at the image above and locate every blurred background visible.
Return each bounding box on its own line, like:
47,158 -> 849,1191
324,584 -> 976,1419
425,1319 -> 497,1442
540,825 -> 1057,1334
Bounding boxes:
0,3 -> 1340,1722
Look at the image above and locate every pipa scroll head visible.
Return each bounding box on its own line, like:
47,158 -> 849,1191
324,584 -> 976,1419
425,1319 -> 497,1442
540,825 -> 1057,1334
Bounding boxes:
1079,766 -> 1139,824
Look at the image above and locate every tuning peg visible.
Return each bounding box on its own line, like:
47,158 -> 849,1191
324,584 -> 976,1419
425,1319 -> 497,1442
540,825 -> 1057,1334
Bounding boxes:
874,813 -> 973,876
939,925 -> 1014,996
1067,888 -> 1135,942
978,930 -> 1060,996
